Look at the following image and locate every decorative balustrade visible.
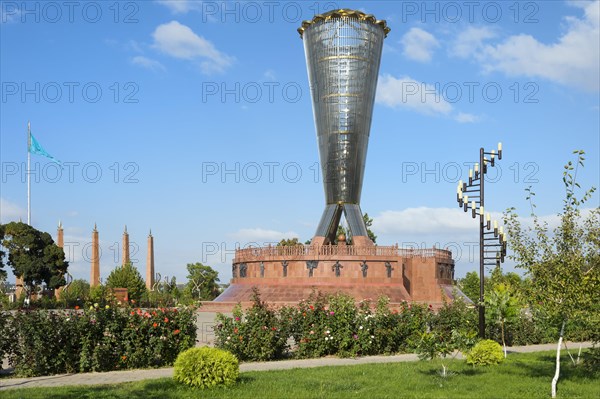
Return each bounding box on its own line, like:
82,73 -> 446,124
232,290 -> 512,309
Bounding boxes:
233,245 -> 453,262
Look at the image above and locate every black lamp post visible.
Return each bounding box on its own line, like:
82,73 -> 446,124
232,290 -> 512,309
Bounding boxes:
456,143 -> 506,339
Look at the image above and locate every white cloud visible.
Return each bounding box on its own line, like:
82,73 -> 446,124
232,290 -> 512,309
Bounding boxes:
0,4 -> 21,23
131,56 -> 166,72
126,40 -> 144,53
454,2 -> 600,92
376,74 -> 453,115
229,228 -> 299,244
401,27 -> 440,62
514,208 -> 597,232
61,234 -> 94,264
373,207 -> 488,235
263,69 -> 276,80
0,198 -> 26,224
373,206 -> 597,237
152,21 -> 234,74
382,43 -> 399,55
454,112 -> 480,123
451,26 -> 497,58
59,233 -> 140,283
155,0 -> 199,14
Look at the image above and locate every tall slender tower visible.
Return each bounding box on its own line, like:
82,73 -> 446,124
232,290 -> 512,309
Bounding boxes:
57,221 -> 64,248
122,225 -> 130,266
15,276 -> 23,298
146,230 -> 155,291
90,224 -> 100,287
298,10 -> 389,246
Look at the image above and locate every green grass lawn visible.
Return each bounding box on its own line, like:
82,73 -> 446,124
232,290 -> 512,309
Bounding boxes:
1,351 -> 598,399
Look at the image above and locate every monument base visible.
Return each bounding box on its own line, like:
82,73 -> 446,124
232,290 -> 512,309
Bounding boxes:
207,244 -> 469,312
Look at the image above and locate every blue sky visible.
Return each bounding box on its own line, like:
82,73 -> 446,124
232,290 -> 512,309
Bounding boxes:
1,0 -> 598,285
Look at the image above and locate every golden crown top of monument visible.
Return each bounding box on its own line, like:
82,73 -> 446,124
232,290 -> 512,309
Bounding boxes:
297,9 -> 390,38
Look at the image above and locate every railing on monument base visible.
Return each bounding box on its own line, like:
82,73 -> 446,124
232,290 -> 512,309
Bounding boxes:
233,245 -> 453,262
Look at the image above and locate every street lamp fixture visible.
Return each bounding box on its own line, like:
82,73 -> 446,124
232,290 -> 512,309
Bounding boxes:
456,143 -> 506,338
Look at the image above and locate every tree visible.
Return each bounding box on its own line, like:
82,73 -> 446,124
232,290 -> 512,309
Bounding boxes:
89,284 -> 111,306
504,150 -> 599,398
183,262 -> 220,301
457,268 -> 525,305
59,279 -> 90,307
416,324 -> 477,377
1,222 -> 68,295
0,224 -> 6,279
334,213 -> 377,245
148,276 -> 180,307
457,271 -> 480,302
485,283 -> 519,358
363,213 -> 377,244
105,263 -> 147,302
277,238 -> 300,246
0,275 -> 8,308
488,266 -> 525,293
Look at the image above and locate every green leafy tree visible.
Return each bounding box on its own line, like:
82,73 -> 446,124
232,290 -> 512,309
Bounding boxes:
1,222 -> 68,295
416,329 -> 477,377
458,268 -> 525,305
0,224 -> 6,279
363,213 -> 377,244
0,275 -> 9,308
59,279 -> 90,307
334,213 -> 377,245
485,283 -> 519,357
457,271 -> 481,302
89,284 -> 111,306
183,262 -> 220,301
148,276 -> 180,307
488,266 -> 525,294
503,150 -> 599,398
277,238 -> 300,246
418,297 -> 478,377
105,263 -> 147,302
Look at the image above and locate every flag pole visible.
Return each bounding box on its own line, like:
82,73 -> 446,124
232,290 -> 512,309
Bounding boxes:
27,121 -> 31,225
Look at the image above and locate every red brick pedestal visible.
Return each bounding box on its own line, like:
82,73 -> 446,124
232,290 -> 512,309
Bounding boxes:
203,244 -> 466,312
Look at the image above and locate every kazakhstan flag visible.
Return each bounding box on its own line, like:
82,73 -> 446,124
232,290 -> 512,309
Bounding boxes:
29,133 -> 61,164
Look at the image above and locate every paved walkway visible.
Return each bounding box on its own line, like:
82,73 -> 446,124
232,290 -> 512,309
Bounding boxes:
0,342 -> 592,391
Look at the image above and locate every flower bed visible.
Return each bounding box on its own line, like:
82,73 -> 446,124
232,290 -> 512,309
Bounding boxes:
214,289 -> 472,361
1,305 -> 197,377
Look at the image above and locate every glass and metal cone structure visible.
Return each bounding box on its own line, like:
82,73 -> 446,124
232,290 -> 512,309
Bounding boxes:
299,10 -> 389,244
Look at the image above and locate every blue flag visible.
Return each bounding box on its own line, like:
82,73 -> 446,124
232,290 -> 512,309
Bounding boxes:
29,133 -> 60,164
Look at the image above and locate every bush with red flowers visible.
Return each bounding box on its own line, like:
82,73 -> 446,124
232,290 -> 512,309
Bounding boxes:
3,305 -> 196,376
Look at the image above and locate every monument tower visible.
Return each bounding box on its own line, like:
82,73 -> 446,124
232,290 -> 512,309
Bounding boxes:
299,10 -> 389,246
210,9 -> 463,309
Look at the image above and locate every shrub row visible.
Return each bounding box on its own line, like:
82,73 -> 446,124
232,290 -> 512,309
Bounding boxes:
214,290 -> 478,361
1,306 -> 197,377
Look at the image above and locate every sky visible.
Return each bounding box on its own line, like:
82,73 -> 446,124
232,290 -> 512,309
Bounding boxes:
0,0 -> 598,286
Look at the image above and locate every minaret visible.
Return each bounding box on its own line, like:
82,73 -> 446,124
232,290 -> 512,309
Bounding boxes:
146,230 -> 154,291
15,277 -> 23,298
57,220 -> 64,247
122,225 -> 130,266
54,221 -> 65,298
90,224 -> 100,287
